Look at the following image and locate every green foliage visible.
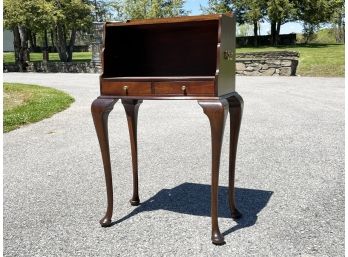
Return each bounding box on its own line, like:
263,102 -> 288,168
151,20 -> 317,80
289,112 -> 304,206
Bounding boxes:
201,0 -> 232,14
314,29 -> 337,44
87,0 -> 115,21
53,0 -> 93,30
234,0 -> 266,24
3,0 -> 93,63
292,0 -> 345,43
293,0 -> 332,26
267,0 -> 295,24
3,83 -> 75,132
111,0 -> 188,20
297,28 -> 341,44
3,0 -> 92,30
3,0 -> 55,30
203,0 -> 266,46
302,23 -> 318,43
202,0 -> 342,46
329,0 -> 344,43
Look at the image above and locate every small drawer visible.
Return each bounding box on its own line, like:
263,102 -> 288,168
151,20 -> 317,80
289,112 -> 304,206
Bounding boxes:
153,81 -> 215,96
101,81 -> 152,96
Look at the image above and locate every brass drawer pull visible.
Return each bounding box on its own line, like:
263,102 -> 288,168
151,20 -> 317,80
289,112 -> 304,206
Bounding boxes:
181,85 -> 186,92
123,85 -> 128,91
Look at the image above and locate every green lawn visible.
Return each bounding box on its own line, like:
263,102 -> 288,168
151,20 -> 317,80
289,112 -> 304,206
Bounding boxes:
236,44 -> 344,77
3,44 -> 344,76
3,52 -> 92,64
3,83 -> 74,132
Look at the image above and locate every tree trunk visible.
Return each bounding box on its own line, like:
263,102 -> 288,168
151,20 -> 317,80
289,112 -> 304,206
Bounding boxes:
253,21 -> 258,47
43,29 -> 49,62
275,22 -> 281,46
18,26 -> 30,71
33,32 -> 37,48
271,21 -> 276,46
67,28 -> 77,62
343,23 -> 345,43
337,13 -> 344,43
54,23 -> 68,62
19,26 -> 30,61
28,30 -> 34,51
50,30 -> 55,51
13,26 -> 21,65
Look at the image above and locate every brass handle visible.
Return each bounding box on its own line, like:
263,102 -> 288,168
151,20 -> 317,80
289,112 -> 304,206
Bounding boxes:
181,85 -> 186,92
123,85 -> 128,91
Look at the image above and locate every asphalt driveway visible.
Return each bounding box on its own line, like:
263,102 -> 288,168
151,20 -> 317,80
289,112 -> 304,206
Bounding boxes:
3,73 -> 344,256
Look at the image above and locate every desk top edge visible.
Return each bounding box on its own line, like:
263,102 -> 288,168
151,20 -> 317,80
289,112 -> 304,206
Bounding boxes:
97,92 -> 237,101
101,76 -> 216,82
105,13 -> 232,27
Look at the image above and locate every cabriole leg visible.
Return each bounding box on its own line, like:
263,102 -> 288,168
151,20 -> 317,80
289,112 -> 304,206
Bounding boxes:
91,97 -> 118,227
227,93 -> 244,220
122,99 -> 143,206
198,99 -> 229,245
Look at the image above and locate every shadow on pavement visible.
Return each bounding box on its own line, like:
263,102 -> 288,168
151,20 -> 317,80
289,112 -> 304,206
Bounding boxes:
112,182 -> 273,236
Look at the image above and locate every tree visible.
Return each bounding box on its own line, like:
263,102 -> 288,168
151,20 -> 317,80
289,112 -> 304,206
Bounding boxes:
293,0 -> 335,43
201,0 -> 232,14
302,23 -> 319,43
88,0 -> 115,21
328,0 -> 345,43
4,0 -> 93,64
4,0 -> 55,70
266,0 -> 295,46
294,0 -> 331,25
51,0 -> 93,62
111,0 -> 187,20
235,0 -> 267,46
203,0 -> 266,46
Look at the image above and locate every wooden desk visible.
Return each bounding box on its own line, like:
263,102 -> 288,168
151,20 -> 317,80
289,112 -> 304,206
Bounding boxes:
91,14 -> 243,245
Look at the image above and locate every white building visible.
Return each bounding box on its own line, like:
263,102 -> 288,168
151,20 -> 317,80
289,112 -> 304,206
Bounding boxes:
3,29 -> 14,52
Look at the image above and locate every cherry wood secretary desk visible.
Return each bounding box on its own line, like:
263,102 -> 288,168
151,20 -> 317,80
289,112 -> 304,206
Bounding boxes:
91,14 -> 243,245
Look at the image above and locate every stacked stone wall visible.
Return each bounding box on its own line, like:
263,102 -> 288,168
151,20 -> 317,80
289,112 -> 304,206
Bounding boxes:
4,51 -> 299,76
236,51 -> 299,76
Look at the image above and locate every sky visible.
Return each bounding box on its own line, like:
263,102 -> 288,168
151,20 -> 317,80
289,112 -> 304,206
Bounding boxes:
183,0 -> 304,35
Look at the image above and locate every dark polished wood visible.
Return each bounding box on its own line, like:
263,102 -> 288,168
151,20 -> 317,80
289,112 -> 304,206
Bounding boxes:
102,81 -> 152,96
227,93 -> 244,220
92,14 -> 243,245
153,81 -> 215,96
101,14 -> 236,96
198,99 -> 229,245
105,14 -> 229,27
91,98 -> 118,227
121,99 -> 143,206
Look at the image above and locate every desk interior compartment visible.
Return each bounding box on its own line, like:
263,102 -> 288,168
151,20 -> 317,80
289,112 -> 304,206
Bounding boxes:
102,19 -> 219,78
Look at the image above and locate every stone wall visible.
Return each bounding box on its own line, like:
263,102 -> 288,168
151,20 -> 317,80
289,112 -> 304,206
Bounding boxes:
4,51 -> 299,76
236,51 -> 299,76
27,61 -> 101,73
4,61 -> 101,73
236,34 -> 297,47
3,64 -> 20,72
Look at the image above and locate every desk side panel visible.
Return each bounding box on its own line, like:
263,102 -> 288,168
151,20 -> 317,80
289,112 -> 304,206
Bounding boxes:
217,15 -> 236,96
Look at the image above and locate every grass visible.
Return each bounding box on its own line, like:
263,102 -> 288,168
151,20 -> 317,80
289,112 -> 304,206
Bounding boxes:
3,83 -> 75,132
236,44 -> 344,77
3,43 -> 344,76
3,52 -> 92,64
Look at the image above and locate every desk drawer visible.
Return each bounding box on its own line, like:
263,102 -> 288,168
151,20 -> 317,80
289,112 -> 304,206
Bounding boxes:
153,81 -> 215,96
101,81 -> 152,96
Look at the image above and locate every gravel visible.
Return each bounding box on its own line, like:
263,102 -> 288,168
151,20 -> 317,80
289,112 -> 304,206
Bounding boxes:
3,73 -> 344,257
